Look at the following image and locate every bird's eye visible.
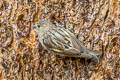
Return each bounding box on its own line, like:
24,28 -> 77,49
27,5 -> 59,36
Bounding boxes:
38,25 -> 40,28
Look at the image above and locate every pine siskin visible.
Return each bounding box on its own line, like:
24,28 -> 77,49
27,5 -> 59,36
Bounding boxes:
33,19 -> 102,63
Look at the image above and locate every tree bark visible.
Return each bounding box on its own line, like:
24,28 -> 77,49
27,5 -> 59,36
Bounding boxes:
0,0 -> 120,80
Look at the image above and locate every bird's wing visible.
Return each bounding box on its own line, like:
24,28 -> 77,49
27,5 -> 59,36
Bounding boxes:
42,27 -> 94,59
42,28 -> 82,55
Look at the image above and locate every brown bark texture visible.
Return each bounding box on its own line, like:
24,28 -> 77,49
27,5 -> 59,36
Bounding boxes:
0,0 -> 120,80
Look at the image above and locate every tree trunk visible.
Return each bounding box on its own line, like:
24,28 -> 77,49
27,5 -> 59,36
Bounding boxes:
0,0 -> 120,80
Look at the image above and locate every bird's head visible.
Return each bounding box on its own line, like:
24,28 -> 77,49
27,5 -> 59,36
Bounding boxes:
32,19 -> 54,32
32,19 -> 46,29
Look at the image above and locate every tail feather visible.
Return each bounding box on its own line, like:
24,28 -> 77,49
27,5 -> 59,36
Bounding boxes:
87,49 -> 102,56
91,55 -> 99,63
86,49 -> 102,63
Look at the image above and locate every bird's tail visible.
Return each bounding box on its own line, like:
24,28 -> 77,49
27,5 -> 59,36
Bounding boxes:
87,49 -> 102,56
87,49 -> 102,63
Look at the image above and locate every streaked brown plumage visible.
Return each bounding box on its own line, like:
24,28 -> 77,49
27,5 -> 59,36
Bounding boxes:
33,19 -> 102,63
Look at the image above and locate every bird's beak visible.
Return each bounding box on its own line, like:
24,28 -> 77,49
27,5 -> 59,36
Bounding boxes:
32,25 -> 37,29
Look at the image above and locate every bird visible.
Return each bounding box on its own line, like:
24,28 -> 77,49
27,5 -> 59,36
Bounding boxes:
32,18 -> 102,63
